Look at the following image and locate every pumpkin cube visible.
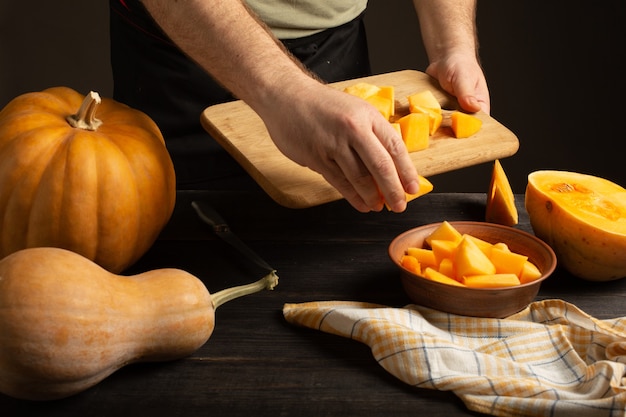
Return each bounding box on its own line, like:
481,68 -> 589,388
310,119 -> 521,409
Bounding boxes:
377,86 -> 395,117
462,233 -> 494,257
437,257 -> 456,278
343,82 -> 381,99
454,235 -> 497,279
407,247 -> 437,269
425,221 -> 463,246
345,82 -> 394,121
401,254 -> 421,275
492,242 -> 510,252
408,90 -> 442,114
411,106 -> 443,135
429,239 -> 458,264
423,267 -> 465,287
365,94 -> 393,121
519,260 -> 542,284
383,175 -> 434,210
450,111 -> 483,138
462,273 -> 521,288
408,90 -> 443,135
398,113 -> 429,152
490,246 -> 528,275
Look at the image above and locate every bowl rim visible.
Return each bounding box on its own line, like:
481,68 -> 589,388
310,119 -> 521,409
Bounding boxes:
389,220 -> 557,291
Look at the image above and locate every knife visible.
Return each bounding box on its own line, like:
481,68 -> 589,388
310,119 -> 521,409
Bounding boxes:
191,201 -> 276,276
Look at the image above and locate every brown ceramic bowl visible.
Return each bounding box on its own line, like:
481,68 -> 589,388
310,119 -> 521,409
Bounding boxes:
389,221 -> 557,318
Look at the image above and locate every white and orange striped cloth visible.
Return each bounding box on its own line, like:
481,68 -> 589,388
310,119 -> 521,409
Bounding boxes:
283,299 -> 626,417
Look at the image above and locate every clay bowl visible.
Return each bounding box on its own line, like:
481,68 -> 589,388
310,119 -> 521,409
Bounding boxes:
388,221 -> 557,318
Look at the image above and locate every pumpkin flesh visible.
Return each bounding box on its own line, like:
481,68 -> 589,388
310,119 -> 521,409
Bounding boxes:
525,170 -> 626,281
485,159 -> 518,226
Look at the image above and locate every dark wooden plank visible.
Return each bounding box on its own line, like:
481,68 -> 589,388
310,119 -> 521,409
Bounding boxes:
2,191 -> 624,417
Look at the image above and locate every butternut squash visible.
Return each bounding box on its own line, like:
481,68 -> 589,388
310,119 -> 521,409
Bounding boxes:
0,247 -> 278,401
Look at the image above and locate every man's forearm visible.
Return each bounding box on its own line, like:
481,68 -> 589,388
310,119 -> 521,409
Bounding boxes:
412,0 -> 479,62
140,0 -> 315,111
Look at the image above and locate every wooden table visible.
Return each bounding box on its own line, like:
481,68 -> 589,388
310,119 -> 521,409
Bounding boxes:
3,190 -> 625,417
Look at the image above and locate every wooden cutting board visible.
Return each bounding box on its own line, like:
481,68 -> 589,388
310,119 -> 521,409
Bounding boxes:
200,70 -> 518,208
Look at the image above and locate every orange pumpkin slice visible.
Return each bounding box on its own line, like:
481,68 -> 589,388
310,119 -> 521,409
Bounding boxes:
486,159 -> 518,226
398,113 -> 429,152
384,175 -> 434,210
450,111 -> 483,138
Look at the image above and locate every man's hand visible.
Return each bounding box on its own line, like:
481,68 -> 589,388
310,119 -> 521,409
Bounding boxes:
258,80 -> 421,213
426,52 -> 490,114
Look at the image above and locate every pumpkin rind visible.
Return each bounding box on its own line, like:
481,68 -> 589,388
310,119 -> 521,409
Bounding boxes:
525,170 -> 626,281
0,87 -> 176,272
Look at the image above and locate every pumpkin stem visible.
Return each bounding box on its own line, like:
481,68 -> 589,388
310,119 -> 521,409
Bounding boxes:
66,91 -> 103,131
211,271 -> 279,309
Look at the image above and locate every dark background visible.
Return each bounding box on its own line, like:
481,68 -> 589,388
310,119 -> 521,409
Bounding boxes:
1,1 -> 624,194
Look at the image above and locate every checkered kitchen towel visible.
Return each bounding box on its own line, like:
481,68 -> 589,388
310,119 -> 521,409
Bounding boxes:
283,299 -> 626,417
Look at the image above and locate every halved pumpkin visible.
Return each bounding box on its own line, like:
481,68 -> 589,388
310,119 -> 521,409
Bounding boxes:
525,170 -> 626,281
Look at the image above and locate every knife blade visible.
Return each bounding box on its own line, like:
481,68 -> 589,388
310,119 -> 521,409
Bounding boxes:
191,201 -> 276,275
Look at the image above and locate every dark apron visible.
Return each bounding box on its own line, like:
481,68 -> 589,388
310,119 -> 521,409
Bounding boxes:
109,0 -> 371,189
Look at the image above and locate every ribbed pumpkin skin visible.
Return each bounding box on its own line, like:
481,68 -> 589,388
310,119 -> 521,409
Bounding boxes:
0,247 -> 214,401
0,87 -> 176,273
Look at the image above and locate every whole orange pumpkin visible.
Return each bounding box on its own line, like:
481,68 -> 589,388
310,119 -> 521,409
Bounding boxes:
0,87 -> 176,273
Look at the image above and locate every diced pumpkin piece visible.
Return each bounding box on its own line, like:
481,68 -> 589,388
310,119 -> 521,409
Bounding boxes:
407,247 -> 437,269
365,94 -> 393,121
450,111 -> 483,138
398,113 -> 429,152
343,82 -> 381,99
425,221 -> 463,247
486,159 -> 518,226
454,235 -> 497,278
377,86 -> 395,117
490,246 -> 528,275
410,175 -> 434,201
519,260 -> 543,284
492,242 -> 510,252
423,267 -> 465,287
400,254 -> 421,275
462,273 -> 521,288
408,90 -> 443,135
438,257 -> 455,278
411,105 -> 443,135
462,234 -> 493,257
383,175 -> 434,210
408,90 -> 442,114
429,239 -> 458,264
